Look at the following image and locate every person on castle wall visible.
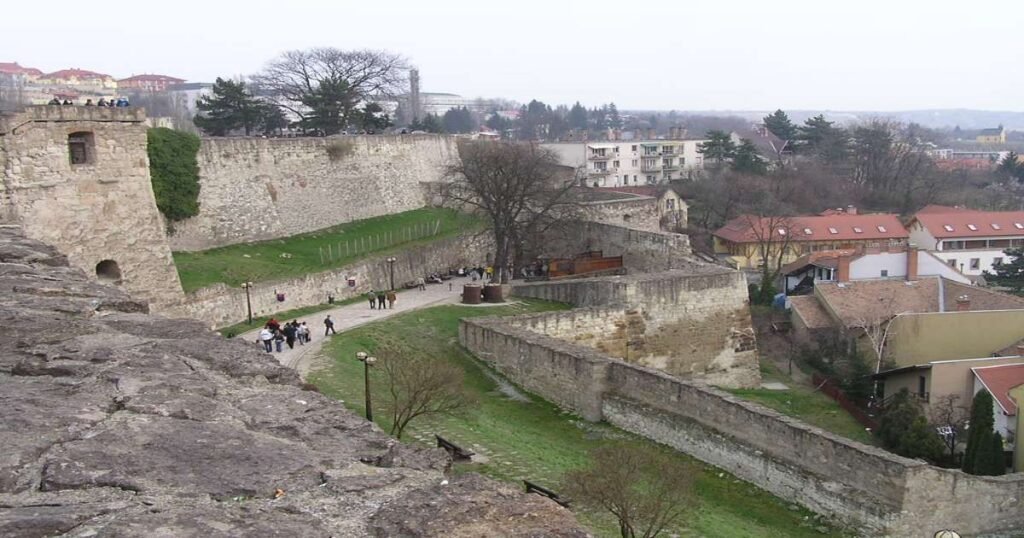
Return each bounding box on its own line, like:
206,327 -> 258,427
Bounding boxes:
62,99 -> 72,105
366,289 -> 376,309
299,321 -> 310,344
266,318 -> 280,332
115,97 -> 129,107
386,290 -> 397,309
324,315 -> 336,336
48,97 -> 60,105
376,289 -> 387,309
258,327 -> 274,353
84,99 -> 93,106
97,98 -> 108,107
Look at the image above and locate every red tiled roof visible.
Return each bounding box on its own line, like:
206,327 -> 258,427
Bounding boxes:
910,208 -> 1024,239
714,213 -> 908,244
0,62 -> 42,76
43,68 -> 111,80
118,74 -> 185,83
972,363 -> 1024,416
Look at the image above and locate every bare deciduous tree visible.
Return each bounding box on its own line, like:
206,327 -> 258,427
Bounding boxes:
928,393 -> 969,462
254,47 -> 408,131
562,443 -> 696,538
443,141 -> 578,283
377,346 -> 473,440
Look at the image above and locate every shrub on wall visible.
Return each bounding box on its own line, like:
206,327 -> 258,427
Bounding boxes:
147,127 -> 201,222
325,139 -> 355,162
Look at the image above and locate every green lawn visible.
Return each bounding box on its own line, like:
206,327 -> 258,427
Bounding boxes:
726,363 -> 875,445
173,208 -> 482,292
308,302 -> 845,537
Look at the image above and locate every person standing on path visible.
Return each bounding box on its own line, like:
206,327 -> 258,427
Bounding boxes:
376,290 -> 387,309
386,289 -> 397,309
283,322 -> 297,349
366,290 -> 376,309
274,329 -> 285,352
324,315 -> 337,336
258,327 -> 274,353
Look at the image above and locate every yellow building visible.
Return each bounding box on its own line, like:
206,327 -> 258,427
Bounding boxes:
976,126 -> 1007,144
712,211 -> 908,269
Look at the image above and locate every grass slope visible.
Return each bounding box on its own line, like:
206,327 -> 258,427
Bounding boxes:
173,208 -> 481,292
309,302 -> 844,537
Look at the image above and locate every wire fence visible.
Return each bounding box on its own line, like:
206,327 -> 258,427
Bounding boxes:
318,219 -> 442,264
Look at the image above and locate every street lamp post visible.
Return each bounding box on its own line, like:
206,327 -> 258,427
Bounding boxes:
356,351 -> 376,421
386,257 -> 397,290
241,282 -> 254,324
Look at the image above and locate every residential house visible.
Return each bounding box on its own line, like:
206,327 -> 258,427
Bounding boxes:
976,126 -> 1007,145
605,185 -> 688,232
871,356 -> 1024,467
118,74 -> 186,93
543,135 -> 707,188
791,274 -> 1024,367
972,363 -> 1024,461
907,205 -> 1024,277
713,209 -> 908,269
782,245 -> 970,294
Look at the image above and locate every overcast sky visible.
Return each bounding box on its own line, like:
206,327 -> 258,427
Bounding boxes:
3,0 -> 1021,111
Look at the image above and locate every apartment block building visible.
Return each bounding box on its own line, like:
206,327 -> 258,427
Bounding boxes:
543,138 -> 706,187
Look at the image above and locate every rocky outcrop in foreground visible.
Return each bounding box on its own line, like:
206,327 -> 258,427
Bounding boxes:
0,226 -> 586,537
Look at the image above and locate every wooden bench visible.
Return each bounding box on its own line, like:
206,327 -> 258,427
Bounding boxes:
435,435 -> 474,461
523,480 -> 571,508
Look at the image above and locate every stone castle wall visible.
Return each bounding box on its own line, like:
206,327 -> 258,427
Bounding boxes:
168,135 -> 460,251
459,297 -> 1024,535
578,196 -> 661,233
168,232 -> 491,327
0,106 -> 183,308
546,221 -> 694,273
510,271 -> 759,388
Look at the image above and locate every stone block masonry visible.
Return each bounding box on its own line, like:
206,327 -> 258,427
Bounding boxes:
460,276 -> 1024,535
0,106 -> 184,308
545,220 -> 695,274
168,135 -> 460,251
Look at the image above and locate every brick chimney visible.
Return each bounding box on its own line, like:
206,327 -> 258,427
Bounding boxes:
837,254 -> 851,283
956,294 -> 971,311
906,243 -> 919,281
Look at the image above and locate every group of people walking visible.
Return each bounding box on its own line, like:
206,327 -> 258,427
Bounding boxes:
257,318 -> 312,353
365,289 -> 398,309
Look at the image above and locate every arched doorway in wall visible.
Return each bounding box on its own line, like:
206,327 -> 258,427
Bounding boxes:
95,259 -> 122,283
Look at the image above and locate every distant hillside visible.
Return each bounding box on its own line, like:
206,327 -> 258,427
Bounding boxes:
630,109 -> 1024,131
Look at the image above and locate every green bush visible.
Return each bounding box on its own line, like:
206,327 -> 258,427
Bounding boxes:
147,127 -> 201,222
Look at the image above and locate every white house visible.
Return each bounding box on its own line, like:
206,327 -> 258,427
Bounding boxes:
543,138 -> 706,188
908,205 -> 1024,278
783,245 -> 971,294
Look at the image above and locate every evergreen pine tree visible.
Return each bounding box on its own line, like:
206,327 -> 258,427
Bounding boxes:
762,109 -> 797,141
983,248 -> 1024,294
193,77 -> 263,136
984,432 -> 1006,476
697,130 -> 737,164
963,390 -> 997,474
731,139 -> 767,175
568,101 -> 588,131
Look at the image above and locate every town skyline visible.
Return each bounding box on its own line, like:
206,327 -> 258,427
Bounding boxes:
2,0 -> 1021,112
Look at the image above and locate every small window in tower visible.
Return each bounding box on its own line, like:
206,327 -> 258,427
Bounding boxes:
68,132 -> 96,165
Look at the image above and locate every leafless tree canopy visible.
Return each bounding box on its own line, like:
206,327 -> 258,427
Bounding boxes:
443,141 -> 579,283
253,47 -> 408,119
562,443 -> 696,538
377,345 -> 473,440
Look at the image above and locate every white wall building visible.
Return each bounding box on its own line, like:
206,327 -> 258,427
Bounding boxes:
783,247 -> 971,294
908,205 -> 1024,277
543,139 -> 706,187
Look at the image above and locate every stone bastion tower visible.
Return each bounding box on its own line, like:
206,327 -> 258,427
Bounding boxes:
0,106 -> 183,309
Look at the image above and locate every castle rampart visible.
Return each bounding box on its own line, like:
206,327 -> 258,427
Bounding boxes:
0,106 -> 183,308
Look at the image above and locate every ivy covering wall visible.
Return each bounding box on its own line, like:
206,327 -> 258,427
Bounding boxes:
147,128 -> 201,222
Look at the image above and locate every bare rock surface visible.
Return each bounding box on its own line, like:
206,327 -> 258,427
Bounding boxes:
0,226 -> 586,537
